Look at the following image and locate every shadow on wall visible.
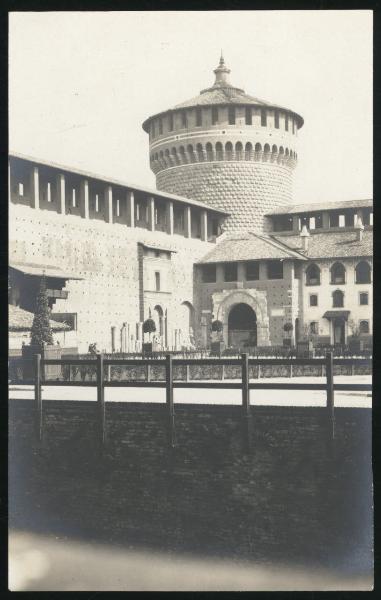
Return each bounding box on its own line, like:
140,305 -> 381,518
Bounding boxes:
9,402 -> 373,588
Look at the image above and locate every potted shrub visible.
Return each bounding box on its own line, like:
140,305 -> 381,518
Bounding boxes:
142,317 -> 156,354
210,319 -> 225,355
283,322 -> 293,347
22,275 -> 62,380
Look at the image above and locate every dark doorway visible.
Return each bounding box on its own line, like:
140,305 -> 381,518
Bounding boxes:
333,318 -> 345,345
228,303 -> 257,349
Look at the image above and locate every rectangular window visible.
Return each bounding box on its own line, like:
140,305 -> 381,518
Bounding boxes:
292,118 -> 295,134
345,212 -> 354,227
285,114 -> 289,131
359,320 -> 369,334
202,264 -> 216,283
261,109 -> 267,126
309,294 -> 318,307
359,292 -> 369,305
274,111 -> 279,129
155,272 -> 161,292
168,113 -> 174,131
158,119 -> 163,135
329,213 -> 339,228
339,214 -> 345,227
181,111 -> 187,128
310,321 -> 319,335
212,107 -> 218,125
245,261 -> 259,280
267,260 -> 283,279
196,108 -> 202,126
151,122 -> 155,138
245,107 -> 252,125
18,182 -> 24,196
224,262 -> 238,282
294,263 -> 301,279
228,106 -> 235,125
314,214 -> 323,229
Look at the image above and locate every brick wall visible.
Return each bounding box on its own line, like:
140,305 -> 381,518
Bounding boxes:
10,203 -> 214,352
9,400 -> 372,569
156,161 -> 293,233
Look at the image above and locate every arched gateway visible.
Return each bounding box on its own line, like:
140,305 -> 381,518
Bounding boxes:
213,289 -> 271,347
228,303 -> 257,348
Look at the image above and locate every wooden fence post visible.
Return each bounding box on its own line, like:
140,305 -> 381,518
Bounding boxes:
166,354 -> 175,447
35,353 -> 43,442
326,351 -> 335,440
241,353 -> 251,450
97,353 -> 106,447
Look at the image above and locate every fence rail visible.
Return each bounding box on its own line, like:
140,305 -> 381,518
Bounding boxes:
25,353 -> 372,449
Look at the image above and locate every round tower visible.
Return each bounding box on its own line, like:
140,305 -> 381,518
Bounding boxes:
142,55 -> 304,232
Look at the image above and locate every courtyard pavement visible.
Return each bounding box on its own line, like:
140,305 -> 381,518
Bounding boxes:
8,529 -> 373,591
9,375 -> 372,407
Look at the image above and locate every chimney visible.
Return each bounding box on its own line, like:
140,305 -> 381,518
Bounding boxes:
300,224 -> 310,251
355,216 -> 364,241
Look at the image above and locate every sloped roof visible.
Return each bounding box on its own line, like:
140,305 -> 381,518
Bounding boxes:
142,57 -> 303,132
197,232 -> 307,264
9,304 -> 70,332
266,199 -> 373,216
272,230 -> 373,259
10,261 -> 83,280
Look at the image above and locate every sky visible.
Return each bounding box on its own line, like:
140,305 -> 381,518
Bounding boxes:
9,10 -> 372,204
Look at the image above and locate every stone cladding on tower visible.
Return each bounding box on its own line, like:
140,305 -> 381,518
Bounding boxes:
142,55 -> 303,233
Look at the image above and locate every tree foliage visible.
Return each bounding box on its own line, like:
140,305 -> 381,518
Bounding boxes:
30,276 -> 54,348
143,318 -> 156,338
211,319 -> 223,333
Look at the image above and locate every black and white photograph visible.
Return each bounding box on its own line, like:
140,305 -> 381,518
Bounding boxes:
8,9 -> 373,591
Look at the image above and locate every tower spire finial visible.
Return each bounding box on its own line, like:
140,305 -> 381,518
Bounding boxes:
213,52 -> 231,87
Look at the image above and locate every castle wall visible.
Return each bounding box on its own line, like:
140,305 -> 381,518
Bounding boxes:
157,161 -> 293,233
10,203 -> 213,352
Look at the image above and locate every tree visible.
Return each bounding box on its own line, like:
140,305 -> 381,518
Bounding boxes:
143,318 -> 156,341
211,319 -> 223,333
348,319 -> 361,339
283,322 -> 293,336
30,276 -> 54,348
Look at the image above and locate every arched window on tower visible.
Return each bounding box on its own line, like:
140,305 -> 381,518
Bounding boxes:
206,142 -> 213,161
235,142 -> 243,161
172,147 -> 179,165
330,262 -> 346,285
355,261 -> 371,284
245,142 -> 253,160
216,142 -> 223,161
264,143 -> 270,155
196,143 -> 204,162
187,144 -> 196,163
179,146 -> 187,164
225,142 -> 233,160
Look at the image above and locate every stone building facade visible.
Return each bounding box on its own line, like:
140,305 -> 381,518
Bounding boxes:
8,56 -> 373,353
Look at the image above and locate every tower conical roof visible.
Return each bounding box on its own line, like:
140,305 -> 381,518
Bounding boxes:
142,55 -> 304,132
